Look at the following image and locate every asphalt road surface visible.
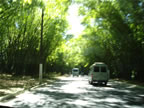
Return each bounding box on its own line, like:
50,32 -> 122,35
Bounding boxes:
0,76 -> 144,108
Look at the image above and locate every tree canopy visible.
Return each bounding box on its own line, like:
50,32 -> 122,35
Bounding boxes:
0,0 -> 71,76
68,0 -> 144,80
0,0 -> 144,81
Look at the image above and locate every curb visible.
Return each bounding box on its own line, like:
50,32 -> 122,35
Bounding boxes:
0,77 -> 60,102
0,90 -> 24,102
0,83 -> 45,102
0,94 -> 16,102
29,82 -> 48,91
0,81 -> 54,102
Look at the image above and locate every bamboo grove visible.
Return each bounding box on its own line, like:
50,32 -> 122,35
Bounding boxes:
0,0 -> 144,81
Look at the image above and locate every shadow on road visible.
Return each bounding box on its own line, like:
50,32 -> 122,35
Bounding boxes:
3,77 -> 144,108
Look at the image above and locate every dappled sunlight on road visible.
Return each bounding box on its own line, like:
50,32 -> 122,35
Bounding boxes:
67,99 -> 89,106
61,77 -> 88,94
0,76 -> 144,108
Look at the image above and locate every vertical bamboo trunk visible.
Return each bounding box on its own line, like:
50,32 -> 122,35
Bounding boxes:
39,8 -> 44,83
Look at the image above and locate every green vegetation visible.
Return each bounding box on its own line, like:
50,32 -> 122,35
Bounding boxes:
0,0 -> 71,76
73,0 -> 144,81
0,0 -> 144,82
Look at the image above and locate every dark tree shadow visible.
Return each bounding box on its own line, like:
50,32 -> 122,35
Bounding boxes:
4,78 -> 144,108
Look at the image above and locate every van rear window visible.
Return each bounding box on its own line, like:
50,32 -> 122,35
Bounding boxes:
101,66 -> 106,72
94,66 -> 99,72
73,70 -> 78,72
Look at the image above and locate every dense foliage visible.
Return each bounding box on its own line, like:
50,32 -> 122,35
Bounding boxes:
0,0 -> 71,76
0,0 -> 144,81
70,0 -> 144,80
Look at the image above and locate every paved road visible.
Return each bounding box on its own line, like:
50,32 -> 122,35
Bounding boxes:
0,76 -> 144,108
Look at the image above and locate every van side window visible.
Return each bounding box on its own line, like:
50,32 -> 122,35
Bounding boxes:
101,66 -> 106,72
94,66 -> 99,72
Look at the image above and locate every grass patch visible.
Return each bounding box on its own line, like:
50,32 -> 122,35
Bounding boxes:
113,78 -> 144,86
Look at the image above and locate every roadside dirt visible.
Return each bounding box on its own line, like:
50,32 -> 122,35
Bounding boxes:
0,74 -> 40,99
0,73 -> 60,101
113,78 -> 144,87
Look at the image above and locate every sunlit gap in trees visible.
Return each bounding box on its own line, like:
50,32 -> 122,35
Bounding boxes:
66,3 -> 84,38
23,0 -> 32,4
15,22 -> 19,28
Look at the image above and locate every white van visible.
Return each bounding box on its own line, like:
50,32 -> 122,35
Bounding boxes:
88,62 -> 110,85
72,68 -> 79,77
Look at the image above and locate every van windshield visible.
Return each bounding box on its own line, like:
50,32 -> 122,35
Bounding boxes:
101,66 -> 106,72
94,66 -> 99,72
73,70 -> 78,72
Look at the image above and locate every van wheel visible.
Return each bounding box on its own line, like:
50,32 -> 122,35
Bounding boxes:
104,82 -> 107,86
88,81 -> 92,84
89,81 -> 93,85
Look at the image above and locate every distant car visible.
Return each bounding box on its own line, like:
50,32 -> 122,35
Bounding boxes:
88,62 -> 110,85
72,68 -> 79,77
